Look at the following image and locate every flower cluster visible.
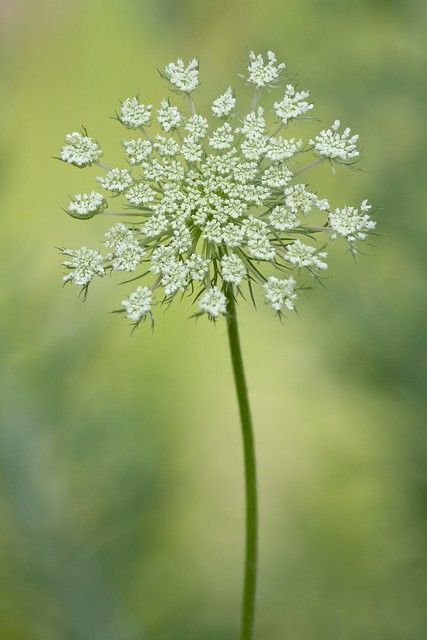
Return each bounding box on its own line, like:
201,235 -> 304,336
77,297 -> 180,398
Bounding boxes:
58,50 -> 375,326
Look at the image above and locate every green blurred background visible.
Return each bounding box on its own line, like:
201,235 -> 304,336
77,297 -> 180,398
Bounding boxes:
1,1 -> 426,638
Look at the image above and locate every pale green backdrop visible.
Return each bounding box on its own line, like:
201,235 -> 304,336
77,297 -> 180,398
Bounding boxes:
0,1 -> 426,638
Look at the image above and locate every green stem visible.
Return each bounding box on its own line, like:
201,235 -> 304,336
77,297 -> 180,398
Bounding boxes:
225,288 -> 258,640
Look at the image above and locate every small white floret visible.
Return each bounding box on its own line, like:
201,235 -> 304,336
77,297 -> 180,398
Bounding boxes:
212,88 -> 236,117
164,58 -> 199,93
122,286 -> 153,322
246,50 -> 285,88
60,131 -> 102,167
198,287 -> 227,318
264,276 -> 297,312
119,97 -> 152,129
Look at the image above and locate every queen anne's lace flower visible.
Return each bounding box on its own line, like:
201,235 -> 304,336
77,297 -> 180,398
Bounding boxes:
221,254 -> 246,285
284,239 -> 328,271
104,224 -> 145,272
199,287 -> 227,318
58,50 -> 374,325
284,184 -> 329,214
164,58 -> 199,93
157,99 -> 182,132
97,168 -> 133,194
246,51 -> 285,88
266,137 -> 302,161
122,286 -> 153,322
209,123 -> 234,150
268,207 -> 300,231
274,85 -> 313,125
212,88 -> 236,117
60,131 -> 102,167
68,192 -> 106,219
310,120 -> 359,161
62,247 -> 105,286
123,138 -> 152,165
185,114 -> 208,139
329,200 -> 376,243
119,97 -> 152,129
153,135 -> 180,157
264,276 -> 297,312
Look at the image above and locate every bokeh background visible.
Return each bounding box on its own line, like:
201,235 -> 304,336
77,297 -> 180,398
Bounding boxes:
1,1 -> 426,638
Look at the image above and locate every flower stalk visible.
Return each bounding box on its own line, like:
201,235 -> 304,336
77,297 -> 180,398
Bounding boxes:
226,287 -> 258,640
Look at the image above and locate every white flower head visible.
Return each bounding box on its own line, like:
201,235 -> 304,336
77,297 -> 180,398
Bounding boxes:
268,206 -> 300,231
185,114 -> 209,139
246,50 -> 286,88
186,254 -> 210,281
97,168 -> 133,194
310,120 -> 359,161
62,247 -> 105,286
284,184 -> 329,214
181,136 -> 203,163
212,88 -> 236,117
199,287 -> 227,319
60,131 -> 102,167
209,123 -> 234,150
266,137 -> 302,161
153,135 -> 180,157
125,182 -> 157,207
104,223 -> 144,272
67,192 -> 106,219
119,97 -> 152,129
164,58 -> 199,93
122,286 -> 153,323
58,49 -> 373,324
221,254 -> 246,285
123,138 -> 152,165
284,239 -> 328,271
329,200 -> 376,243
274,85 -> 313,125
157,99 -> 182,132
264,276 -> 297,312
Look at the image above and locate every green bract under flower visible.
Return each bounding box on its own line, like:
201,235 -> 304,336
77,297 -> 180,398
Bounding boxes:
58,50 -> 375,326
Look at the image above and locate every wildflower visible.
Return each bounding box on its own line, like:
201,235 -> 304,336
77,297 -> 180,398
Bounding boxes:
212,88 -> 236,117
67,192 -> 106,219
310,120 -> 359,161
122,286 -> 153,322
266,137 -> 302,161
209,123 -> 234,150
284,239 -> 328,270
261,165 -> 293,189
164,58 -> 199,93
157,99 -> 182,132
268,207 -> 300,231
123,138 -> 152,165
60,131 -> 102,167
97,168 -> 133,194
199,287 -> 227,318
58,50 -> 373,324
221,255 -> 246,285
284,184 -> 329,214
119,97 -> 152,129
181,137 -> 203,163
125,182 -> 157,207
62,247 -> 105,286
274,85 -> 313,124
185,114 -> 208,139
186,254 -> 210,280
329,200 -> 375,243
153,135 -> 180,157
264,276 -> 297,312
246,51 -> 285,88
